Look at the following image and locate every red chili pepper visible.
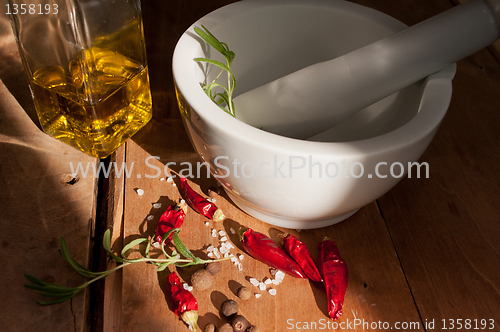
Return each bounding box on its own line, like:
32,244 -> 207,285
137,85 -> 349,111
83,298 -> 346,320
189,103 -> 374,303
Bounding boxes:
317,238 -> 348,320
180,177 -> 225,222
239,227 -> 307,278
155,203 -> 187,244
167,272 -> 199,331
280,234 -> 322,282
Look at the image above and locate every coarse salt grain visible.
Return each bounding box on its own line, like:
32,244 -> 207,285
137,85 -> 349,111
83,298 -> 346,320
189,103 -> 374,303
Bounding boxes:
153,203 -> 162,209
268,289 -> 277,296
220,236 -> 228,242
147,215 -> 154,221
259,283 -> 266,291
160,177 -> 165,181
183,283 -> 189,290
172,183 -> 176,187
272,279 -> 280,285
275,270 -> 285,282
212,199 -> 217,202
237,263 -> 243,271
208,252 -> 214,257
255,293 -> 261,298
230,257 -> 238,263
224,252 -> 229,258
249,278 -> 260,287
269,268 -> 277,276
230,227 -> 236,234
187,286 -> 193,292
238,254 -> 244,260
207,245 -> 215,252
167,177 -> 173,182
218,230 -> 226,236
264,278 -> 273,285
205,222 -> 210,226
136,188 -> 144,196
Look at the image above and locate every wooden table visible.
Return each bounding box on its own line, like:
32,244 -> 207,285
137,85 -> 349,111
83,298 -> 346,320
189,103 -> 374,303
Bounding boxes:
1,0 -> 499,331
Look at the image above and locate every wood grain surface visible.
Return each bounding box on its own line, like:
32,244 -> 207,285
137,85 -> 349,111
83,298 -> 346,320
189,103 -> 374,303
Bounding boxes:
1,0 -> 499,331
101,1 -> 500,332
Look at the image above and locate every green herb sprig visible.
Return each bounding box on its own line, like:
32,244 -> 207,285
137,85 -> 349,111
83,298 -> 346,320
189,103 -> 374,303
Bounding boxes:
24,228 -> 227,305
194,25 -> 237,117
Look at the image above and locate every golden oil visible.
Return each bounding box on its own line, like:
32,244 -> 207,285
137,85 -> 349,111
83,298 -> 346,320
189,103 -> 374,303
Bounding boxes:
29,46 -> 152,158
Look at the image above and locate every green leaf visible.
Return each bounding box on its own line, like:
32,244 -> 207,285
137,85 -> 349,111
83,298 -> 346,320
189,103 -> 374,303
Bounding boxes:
103,230 -> 125,263
193,25 -> 237,117
194,58 -> 235,79
37,293 -> 76,306
121,237 -> 149,258
24,274 -> 47,286
156,263 -> 171,272
194,26 -> 226,55
58,238 -> 101,278
145,238 -> 152,258
24,283 -> 78,294
172,233 -> 196,260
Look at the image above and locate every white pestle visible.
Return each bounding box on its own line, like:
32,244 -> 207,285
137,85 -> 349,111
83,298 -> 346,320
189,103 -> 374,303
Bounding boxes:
233,0 -> 500,140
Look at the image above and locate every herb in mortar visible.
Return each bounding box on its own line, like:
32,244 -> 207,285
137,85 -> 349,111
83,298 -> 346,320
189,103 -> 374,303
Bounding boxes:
24,228 -> 227,305
194,25 -> 237,117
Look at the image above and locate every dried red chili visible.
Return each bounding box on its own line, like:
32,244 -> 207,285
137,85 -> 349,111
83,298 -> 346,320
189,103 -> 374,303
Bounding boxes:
155,203 -> 187,244
167,272 -> 199,331
180,177 -> 225,222
239,227 -> 307,278
317,238 -> 348,320
280,233 -> 322,282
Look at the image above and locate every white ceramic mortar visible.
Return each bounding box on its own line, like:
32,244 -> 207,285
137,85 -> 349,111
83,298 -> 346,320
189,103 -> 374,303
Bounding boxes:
172,0 -> 456,229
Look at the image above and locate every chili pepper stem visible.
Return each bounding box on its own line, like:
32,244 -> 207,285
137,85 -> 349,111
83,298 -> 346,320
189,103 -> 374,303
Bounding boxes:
181,310 -> 199,331
238,227 -> 248,241
212,208 -> 226,222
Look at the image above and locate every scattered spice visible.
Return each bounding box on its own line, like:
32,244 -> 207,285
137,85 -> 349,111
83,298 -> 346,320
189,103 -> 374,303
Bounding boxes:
317,238 -> 348,320
220,299 -> 238,317
237,286 -> 252,300
180,177 -> 225,222
280,234 -> 322,282
205,261 -> 222,275
215,323 -> 233,332
231,315 -> 250,332
167,272 -> 199,331
239,227 -> 306,278
155,203 -> 187,244
204,323 -> 216,332
191,269 -> 213,291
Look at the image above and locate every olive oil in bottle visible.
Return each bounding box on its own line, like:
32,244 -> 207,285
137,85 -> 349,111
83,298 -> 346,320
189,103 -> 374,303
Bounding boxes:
29,46 -> 152,158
